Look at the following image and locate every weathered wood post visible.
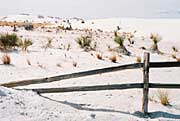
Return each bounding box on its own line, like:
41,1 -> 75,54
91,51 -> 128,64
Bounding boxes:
142,52 -> 150,114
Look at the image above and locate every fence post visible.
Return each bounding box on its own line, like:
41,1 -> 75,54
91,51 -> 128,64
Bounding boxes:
142,52 -> 150,114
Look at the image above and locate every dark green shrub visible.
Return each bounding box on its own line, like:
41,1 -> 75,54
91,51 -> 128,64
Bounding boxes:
0,33 -> 20,50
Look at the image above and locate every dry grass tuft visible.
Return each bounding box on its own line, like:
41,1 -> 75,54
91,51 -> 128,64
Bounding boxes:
2,54 -> 11,65
171,54 -> 177,59
136,56 -> 142,63
72,61 -> 77,67
176,57 -> 180,62
109,55 -> 117,63
157,90 -> 170,106
172,46 -> 178,52
96,53 -> 102,60
26,59 -> 31,65
19,38 -> 33,51
56,63 -> 61,68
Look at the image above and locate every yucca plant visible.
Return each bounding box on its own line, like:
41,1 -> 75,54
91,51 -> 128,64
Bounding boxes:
19,38 -> 33,51
114,31 -> 130,55
76,36 -> 92,51
150,33 -> 162,53
0,33 -> 20,51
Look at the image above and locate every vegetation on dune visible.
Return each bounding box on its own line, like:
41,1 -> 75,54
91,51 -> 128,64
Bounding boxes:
2,54 -> 11,65
113,31 -> 130,56
19,38 -> 33,51
150,33 -> 162,54
76,35 -> 95,51
0,33 -> 20,51
157,90 -> 170,106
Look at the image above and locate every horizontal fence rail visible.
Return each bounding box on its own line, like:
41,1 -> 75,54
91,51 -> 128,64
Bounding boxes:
1,61 -> 180,88
17,83 -> 143,93
150,62 -> 180,68
1,63 -> 143,87
15,83 -> 180,94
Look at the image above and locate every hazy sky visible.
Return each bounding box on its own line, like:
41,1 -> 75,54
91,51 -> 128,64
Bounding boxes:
1,0 -> 180,19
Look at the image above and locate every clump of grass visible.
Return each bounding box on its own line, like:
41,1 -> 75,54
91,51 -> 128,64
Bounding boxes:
171,54 -> 177,59
43,37 -> 53,50
0,33 -> 20,51
96,53 -> 102,60
56,63 -> 61,68
26,59 -> 31,65
72,61 -> 77,67
109,55 -> 117,63
176,57 -> 180,62
157,90 -> 170,106
76,35 -> 92,51
136,56 -> 141,63
2,54 -> 11,65
19,38 -> 33,51
172,46 -> 178,52
114,31 -> 130,55
150,33 -> 162,53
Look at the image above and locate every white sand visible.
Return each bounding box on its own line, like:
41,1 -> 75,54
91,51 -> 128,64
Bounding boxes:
0,15 -> 180,121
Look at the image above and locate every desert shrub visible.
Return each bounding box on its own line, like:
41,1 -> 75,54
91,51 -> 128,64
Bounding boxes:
150,33 -> 162,44
43,37 -> 53,50
19,38 -> 33,51
114,31 -> 130,55
26,59 -> 31,65
2,54 -> 11,65
24,23 -> 34,31
172,46 -> 178,52
150,33 -> 162,54
136,56 -> 141,63
109,55 -> 117,63
157,90 -> 170,106
0,33 -> 20,50
171,54 -> 177,59
76,36 -> 92,51
114,31 -> 126,46
176,57 -> 180,62
96,53 -> 102,60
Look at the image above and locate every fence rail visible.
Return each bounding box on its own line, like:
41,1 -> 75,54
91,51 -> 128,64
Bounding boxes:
15,83 -> 180,94
1,52 -> 180,115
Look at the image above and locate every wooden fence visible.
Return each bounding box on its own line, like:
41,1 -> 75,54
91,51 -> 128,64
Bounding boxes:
1,52 -> 180,115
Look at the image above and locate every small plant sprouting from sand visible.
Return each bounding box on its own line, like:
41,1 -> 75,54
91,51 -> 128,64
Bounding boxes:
0,33 -> 20,51
136,56 -> 142,63
26,59 -> 31,65
176,57 -> 180,62
157,90 -> 170,106
109,55 -> 117,63
2,54 -> 11,65
150,33 -> 162,54
43,37 -> 53,50
66,43 -> 71,51
56,63 -> 61,68
96,53 -> 102,60
76,35 -> 93,51
19,38 -> 33,52
114,31 -> 130,55
172,46 -> 178,53
171,54 -> 177,59
72,61 -> 77,67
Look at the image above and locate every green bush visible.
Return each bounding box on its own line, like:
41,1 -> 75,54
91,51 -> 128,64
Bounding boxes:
76,36 -> 92,49
19,38 -> 33,51
114,31 -> 126,46
0,33 -> 20,50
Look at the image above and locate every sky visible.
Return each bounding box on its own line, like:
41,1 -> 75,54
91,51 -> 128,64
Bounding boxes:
1,0 -> 180,19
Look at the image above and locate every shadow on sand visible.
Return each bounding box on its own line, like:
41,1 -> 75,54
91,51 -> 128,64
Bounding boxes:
39,94 -> 180,119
